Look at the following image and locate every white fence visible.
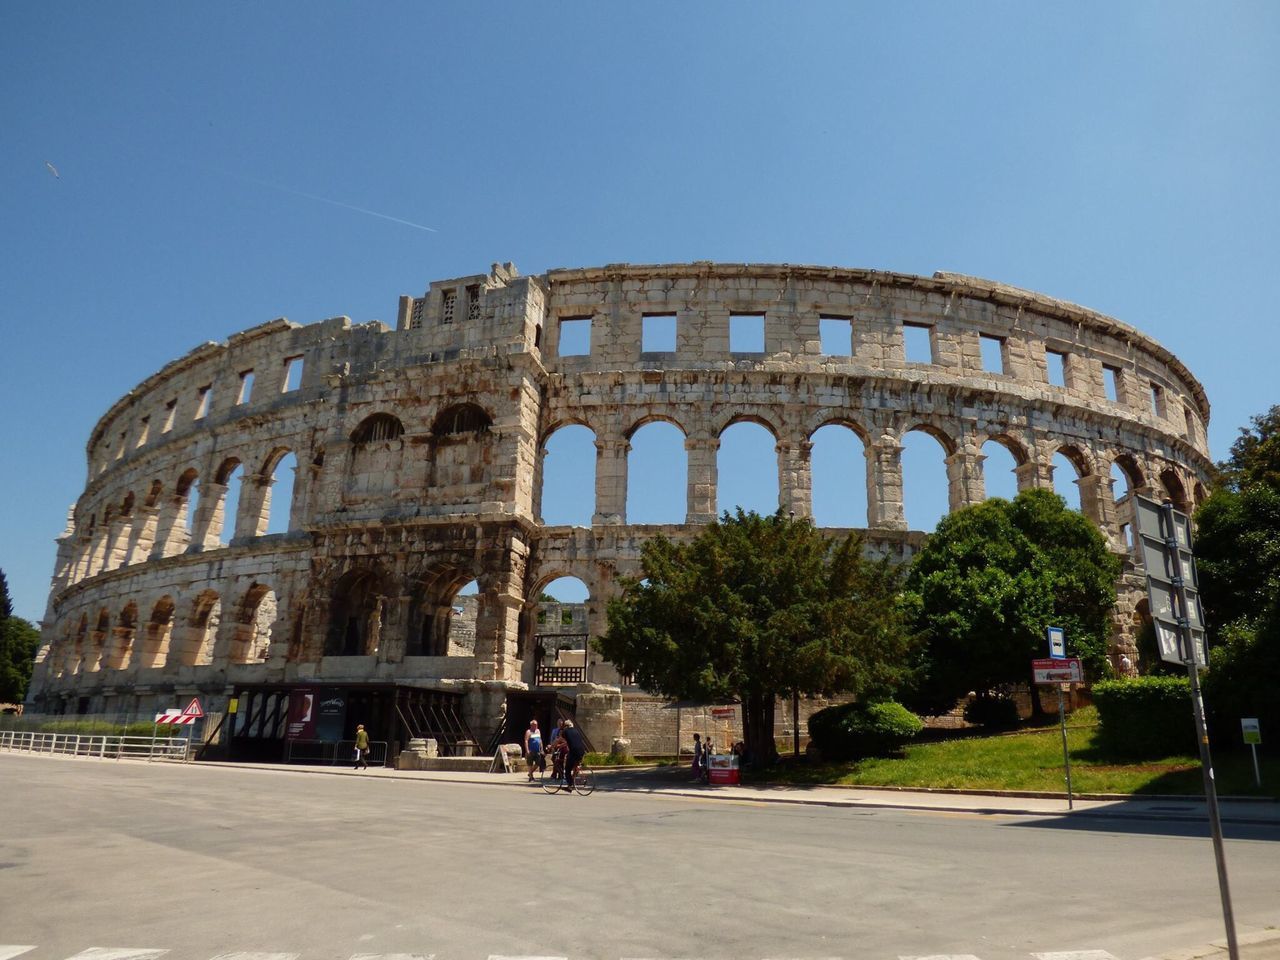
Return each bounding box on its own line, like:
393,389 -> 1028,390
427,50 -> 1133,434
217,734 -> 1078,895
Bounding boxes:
0,730 -> 190,761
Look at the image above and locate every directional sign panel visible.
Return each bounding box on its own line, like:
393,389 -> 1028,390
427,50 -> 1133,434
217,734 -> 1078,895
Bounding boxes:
1135,495 -> 1209,668
1033,657 -> 1083,684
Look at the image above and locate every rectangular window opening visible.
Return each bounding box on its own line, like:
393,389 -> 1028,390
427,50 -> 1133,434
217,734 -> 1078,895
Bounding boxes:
466,284 -> 481,322
903,323 -> 933,364
1150,382 -> 1165,418
642,313 -> 677,353
1103,365 -> 1121,403
195,385 -> 211,420
136,416 -> 150,447
283,356 -> 304,393
1046,349 -> 1067,388
1183,406 -> 1196,440
979,334 -> 1006,374
819,316 -> 853,357
115,431 -> 126,459
558,316 -> 592,356
237,370 -> 255,405
730,313 -> 766,353
162,399 -> 177,433
441,289 -> 457,325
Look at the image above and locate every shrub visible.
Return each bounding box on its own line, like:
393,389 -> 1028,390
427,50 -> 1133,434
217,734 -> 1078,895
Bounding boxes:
1092,676 -> 1195,758
807,700 -> 923,760
1203,619 -> 1280,750
963,693 -> 1021,728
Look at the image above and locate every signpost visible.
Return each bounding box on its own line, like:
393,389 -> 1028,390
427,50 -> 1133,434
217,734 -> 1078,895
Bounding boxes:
1241,719 -> 1261,789
1033,631 -> 1080,808
1134,494 -> 1238,959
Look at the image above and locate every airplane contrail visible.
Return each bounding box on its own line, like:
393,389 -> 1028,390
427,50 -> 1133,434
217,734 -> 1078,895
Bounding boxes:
223,169 -> 438,233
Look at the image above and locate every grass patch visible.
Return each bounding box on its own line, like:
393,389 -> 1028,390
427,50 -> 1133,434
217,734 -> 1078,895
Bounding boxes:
759,708 -> 1278,797
584,751 -> 647,766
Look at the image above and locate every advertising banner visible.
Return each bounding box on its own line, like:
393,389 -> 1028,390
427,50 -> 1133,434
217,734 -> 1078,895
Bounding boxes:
316,692 -> 347,743
286,688 -> 318,740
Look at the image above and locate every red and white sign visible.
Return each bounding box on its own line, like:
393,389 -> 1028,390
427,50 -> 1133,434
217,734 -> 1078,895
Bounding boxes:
711,707 -> 736,719
181,697 -> 204,718
707,753 -> 741,784
1032,657 -> 1083,685
154,708 -> 197,725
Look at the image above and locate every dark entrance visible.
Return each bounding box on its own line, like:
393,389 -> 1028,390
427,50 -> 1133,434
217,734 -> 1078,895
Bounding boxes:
486,690 -> 584,754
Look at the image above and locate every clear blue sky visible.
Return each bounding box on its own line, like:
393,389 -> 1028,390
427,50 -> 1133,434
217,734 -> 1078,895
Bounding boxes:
2,2 -> 1278,621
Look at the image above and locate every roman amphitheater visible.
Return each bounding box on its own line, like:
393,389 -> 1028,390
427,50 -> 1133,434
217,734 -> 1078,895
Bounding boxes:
26,262 -> 1212,761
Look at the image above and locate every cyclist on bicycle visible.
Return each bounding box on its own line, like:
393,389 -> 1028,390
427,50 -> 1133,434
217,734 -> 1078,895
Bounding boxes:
549,723 -> 570,783
560,719 -> 588,792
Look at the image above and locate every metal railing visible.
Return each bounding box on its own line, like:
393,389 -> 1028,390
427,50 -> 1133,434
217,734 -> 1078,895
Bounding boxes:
0,729 -> 190,761
536,665 -> 586,685
283,738 -> 387,767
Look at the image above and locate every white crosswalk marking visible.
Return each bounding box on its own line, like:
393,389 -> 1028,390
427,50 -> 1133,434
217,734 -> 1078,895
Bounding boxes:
63,951 -> 168,960
350,955 -> 435,960
486,956 -> 568,960
208,954 -> 299,960
1034,952 -> 1119,960
900,955 -> 983,960
0,948 -> 36,960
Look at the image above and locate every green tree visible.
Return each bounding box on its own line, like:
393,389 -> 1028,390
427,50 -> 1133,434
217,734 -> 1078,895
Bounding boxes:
0,568 -> 41,703
596,510 -> 919,765
1219,404 -> 1280,491
904,489 -> 1120,716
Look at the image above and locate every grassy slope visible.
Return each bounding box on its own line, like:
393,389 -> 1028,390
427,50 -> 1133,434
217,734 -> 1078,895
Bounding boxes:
765,709 -> 1278,797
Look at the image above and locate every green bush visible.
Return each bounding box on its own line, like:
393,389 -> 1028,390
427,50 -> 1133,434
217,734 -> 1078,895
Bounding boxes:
808,700 -> 923,760
963,693 -> 1021,728
34,719 -> 185,738
1092,676 -> 1195,758
1203,620 -> 1280,750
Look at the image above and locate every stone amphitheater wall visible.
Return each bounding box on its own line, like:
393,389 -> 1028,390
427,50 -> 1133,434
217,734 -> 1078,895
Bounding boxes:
28,262 -> 1213,748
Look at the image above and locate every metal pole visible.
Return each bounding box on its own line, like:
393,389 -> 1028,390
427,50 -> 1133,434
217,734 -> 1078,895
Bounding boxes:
1251,744 -> 1261,789
1058,684 -> 1073,809
1164,502 -> 1238,960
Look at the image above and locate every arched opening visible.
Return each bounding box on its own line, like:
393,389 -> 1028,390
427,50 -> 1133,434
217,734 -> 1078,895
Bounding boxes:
71,614 -> 88,674
901,428 -> 951,532
627,420 -> 687,524
541,424 -> 596,526
1193,481 -> 1208,508
232,583 -> 278,663
215,458 -> 244,545
327,569 -> 390,657
430,403 -> 494,490
1132,598 -> 1155,674
981,438 -> 1022,502
1051,448 -> 1086,512
139,596 -> 175,669
348,413 -> 405,501
187,591 -> 221,666
408,570 -> 482,657
89,608 -> 111,671
532,576 -> 592,685
1111,461 -> 1135,550
1161,469 -> 1190,514
717,420 -> 778,517
263,450 -> 298,535
176,469 -> 200,536
810,423 -> 868,527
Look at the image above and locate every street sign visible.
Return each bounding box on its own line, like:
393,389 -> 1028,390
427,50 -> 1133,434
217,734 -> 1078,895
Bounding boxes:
1242,718 -> 1261,745
1048,626 -> 1066,659
154,709 -> 197,725
711,707 -> 735,719
181,697 -> 204,718
1134,494 -> 1208,667
1032,657 -> 1082,684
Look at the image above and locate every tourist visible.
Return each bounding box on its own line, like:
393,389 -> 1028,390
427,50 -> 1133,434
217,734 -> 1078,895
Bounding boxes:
524,719 -> 544,781
561,719 -> 587,792
691,732 -> 703,781
353,723 -> 370,771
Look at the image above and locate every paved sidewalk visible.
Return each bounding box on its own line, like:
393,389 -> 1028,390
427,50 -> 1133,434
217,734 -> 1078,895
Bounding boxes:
203,757 -> 1280,826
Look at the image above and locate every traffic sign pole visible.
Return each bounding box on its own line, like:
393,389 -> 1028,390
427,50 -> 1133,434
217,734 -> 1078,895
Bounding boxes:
1058,683 -> 1073,809
1159,500 -> 1239,960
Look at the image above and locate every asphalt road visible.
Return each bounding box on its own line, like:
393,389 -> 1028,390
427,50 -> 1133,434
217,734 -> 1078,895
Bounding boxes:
1,755 -> 1277,960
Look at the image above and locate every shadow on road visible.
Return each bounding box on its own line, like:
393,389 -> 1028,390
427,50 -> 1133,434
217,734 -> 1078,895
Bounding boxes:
1005,807 -> 1280,842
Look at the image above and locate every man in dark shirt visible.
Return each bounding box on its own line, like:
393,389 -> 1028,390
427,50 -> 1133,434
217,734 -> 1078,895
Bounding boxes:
561,719 -> 588,791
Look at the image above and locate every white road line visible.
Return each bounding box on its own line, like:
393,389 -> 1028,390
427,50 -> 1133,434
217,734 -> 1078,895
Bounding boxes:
486,956 -> 568,960
350,955 -> 435,960
1034,952 -> 1119,960
63,951 -> 169,960
900,954 -> 983,960
207,955 -> 299,960
0,948 -> 36,960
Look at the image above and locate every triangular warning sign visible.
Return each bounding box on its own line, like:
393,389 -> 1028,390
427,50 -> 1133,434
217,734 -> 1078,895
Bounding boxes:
181,697 -> 204,718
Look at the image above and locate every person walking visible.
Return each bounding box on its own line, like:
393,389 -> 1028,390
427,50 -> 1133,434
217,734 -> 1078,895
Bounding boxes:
524,719 -> 545,781
354,723 -> 370,771
691,732 -> 704,781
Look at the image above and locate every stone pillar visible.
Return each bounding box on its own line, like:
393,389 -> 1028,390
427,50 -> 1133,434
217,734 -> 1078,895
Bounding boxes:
240,473 -> 273,538
685,435 -> 719,524
191,481 -> 228,550
364,597 -> 385,658
778,438 -> 813,519
1077,474 -> 1116,540
593,437 -> 629,525
473,581 -> 524,682
128,505 -> 159,565
866,435 -> 907,530
945,445 -> 986,512
1015,460 -> 1054,491
104,517 -> 129,571
378,595 -> 413,664
151,494 -> 189,559
105,626 -> 135,671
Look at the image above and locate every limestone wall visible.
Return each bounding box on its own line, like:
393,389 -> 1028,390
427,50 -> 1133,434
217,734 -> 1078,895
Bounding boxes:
29,262 -> 1212,726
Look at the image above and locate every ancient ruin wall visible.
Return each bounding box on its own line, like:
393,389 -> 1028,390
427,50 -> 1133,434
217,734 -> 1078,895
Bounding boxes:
28,263 -> 1212,735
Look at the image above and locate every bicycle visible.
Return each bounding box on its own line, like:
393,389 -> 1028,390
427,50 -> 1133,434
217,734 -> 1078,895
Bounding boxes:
539,759 -> 595,796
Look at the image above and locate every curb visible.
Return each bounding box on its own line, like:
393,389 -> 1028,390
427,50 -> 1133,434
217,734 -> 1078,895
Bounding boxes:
1142,927 -> 1280,960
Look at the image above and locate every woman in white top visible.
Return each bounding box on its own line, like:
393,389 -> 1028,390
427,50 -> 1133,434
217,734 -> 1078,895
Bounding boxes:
524,720 -> 545,781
